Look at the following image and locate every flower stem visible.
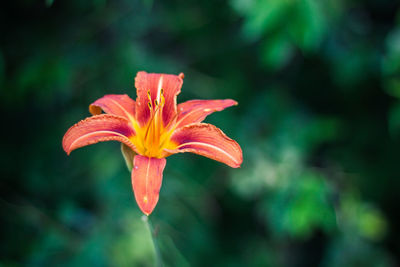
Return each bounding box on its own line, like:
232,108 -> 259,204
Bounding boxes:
142,215 -> 163,267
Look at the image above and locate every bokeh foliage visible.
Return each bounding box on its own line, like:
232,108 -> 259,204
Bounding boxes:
1,0 -> 399,266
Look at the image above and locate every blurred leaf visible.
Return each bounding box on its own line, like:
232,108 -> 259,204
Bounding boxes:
261,34 -> 295,70
238,0 -> 292,41
358,207 -> 387,241
266,171 -> 336,238
338,191 -> 387,241
290,0 -> 326,51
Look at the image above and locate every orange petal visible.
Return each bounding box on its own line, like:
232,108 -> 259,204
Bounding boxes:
89,94 -> 136,121
168,123 -> 243,168
62,114 -> 136,155
131,155 -> 166,215
135,71 -> 183,126
176,99 -> 237,128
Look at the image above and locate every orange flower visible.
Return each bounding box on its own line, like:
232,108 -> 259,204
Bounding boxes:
62,71 -> 243,215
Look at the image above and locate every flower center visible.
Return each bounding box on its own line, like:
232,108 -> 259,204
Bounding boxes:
130,89 -> 177,158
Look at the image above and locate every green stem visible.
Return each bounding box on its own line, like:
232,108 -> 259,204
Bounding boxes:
142,215 -> 163,267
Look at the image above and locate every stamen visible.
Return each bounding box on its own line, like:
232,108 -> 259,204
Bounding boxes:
147,90 -> 153,111
144,103 -> 160,140
140,85 -> 171,157
160,89 -> 165,107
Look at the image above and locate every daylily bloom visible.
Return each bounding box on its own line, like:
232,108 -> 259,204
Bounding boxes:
62,71 -> 242,215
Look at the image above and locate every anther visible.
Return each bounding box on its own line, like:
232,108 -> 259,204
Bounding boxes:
147,102 -> 152,110
156,88 -> 165,107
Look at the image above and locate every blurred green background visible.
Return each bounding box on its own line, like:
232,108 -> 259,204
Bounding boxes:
1,0 -> 400,266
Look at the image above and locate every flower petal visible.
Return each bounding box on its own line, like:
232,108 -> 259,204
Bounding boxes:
89,94 -> 136,121
131,155 -> 166,215
168,123 -> 243,168
135,71 -> 183,126
62,114 -> 136,155
176,99 -> 237,128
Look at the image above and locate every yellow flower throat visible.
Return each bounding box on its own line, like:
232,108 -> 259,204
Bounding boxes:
130,88 -> 177,158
